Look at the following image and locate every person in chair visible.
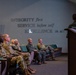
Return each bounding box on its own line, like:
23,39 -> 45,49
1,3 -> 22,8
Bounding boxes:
10,39 -> 36,74
37,38 -> 55,61
26,38 -> 41,65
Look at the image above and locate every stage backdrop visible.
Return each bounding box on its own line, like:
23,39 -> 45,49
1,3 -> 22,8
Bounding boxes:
0,0 -> 76,53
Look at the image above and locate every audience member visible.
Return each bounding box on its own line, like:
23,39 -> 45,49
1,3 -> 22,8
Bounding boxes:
10,39 -> 36,74
37,38 -> 55,61
26,38 -> 41,65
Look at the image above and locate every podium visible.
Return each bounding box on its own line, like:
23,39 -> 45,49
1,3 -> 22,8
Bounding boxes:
65,28 -> 76,75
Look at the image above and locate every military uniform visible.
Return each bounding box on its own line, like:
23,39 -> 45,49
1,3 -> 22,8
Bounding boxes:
10,43 -> 30,66
2,42 -> 27,71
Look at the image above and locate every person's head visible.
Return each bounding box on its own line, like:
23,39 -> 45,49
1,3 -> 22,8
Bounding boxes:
11,39 -> 15,44
14,39 -> 19,45
38,38 -> 43,44
72,14 -> 76,21
2,34 -> 10,42
28,38 -> 33,44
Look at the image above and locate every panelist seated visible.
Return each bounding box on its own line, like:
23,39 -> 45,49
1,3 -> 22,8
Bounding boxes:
10,38 -> 36,74
10,39 -> 30,58
0,34 -> 26,75
37,38 -> 55,61
26,38 -> 42,65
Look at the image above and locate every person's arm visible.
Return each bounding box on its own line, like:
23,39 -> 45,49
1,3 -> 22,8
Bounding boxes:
11,46 -> 21,52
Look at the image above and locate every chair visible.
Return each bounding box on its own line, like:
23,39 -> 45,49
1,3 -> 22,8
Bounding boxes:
20,45 -> 28,52
50,44 -> 57,49
50,44 -> 62,57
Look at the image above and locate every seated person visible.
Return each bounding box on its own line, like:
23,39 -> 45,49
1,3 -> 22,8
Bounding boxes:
10,39 -> 30,58
0,34 -> 7,75
37,38 -> 55,61
10,39 -> 21,52
26,38 -> 41,65
10,38 -> 36,74
2,34 -> 32,75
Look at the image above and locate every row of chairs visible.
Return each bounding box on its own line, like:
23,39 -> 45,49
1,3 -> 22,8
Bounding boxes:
20,44 -> 62,57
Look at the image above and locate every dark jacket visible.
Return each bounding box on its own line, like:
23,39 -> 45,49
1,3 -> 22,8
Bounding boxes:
26,43 -> 35,53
